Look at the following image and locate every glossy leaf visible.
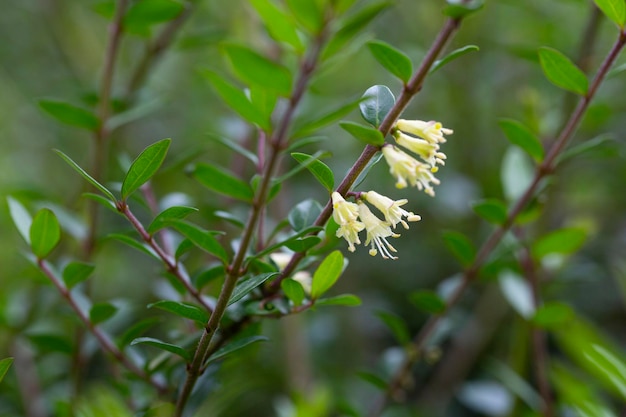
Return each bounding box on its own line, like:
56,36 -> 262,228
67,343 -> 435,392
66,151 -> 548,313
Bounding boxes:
148,300 -> 209,324
124,0 -> 184,28
430,45 -> 479,74
121,138 -> 171,200
593,0 -> 626,28
62,261 -> 95,289
532,227 -> 587,260
367,40 -> 413,83
316,294 -> 361,307
442,230 -> 476,267
7,197 -> 32,244
359,85 -> 395,128
228,272 -> 278,306
0,358 -> 13,383
38,99 -> 99,130
282,279 -> 305,306
222,43 -> 292,95
130,337 -> 191,361
339,121 -> 385,146
410,290 -> 446,314
89,303 -> 118,325
193,163 -> 254,202
206,335 -> 268,363
55,150 -> 117,202
168,220 -> 229,263
147,206 -> 198,234
249,0 -> 303,51
291,152 -> 335,191
376,311 -> 410,345
311,250 -> 344,299
30,209 -> 61,259
288,199 -> 323,232
498,119 -> 544,161
471,199 -> 508,225
538,47 -> 589,96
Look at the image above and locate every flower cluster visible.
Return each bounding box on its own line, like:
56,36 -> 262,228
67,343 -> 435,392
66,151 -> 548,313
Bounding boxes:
332,119 -> 452,259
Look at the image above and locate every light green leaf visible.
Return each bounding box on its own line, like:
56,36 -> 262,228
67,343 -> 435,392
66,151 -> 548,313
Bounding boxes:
124,0 -> 184,28
121,138 -> 171,200
410,290 -> 446,314
532,227 -> 587,260
0,358 -> 13,383
282,279 -> 305,306
130,337 -> 191,361
206,335 -> 268,363
249,0 -> 303,51
89,303 -> 118,325
532,302 -> 573,329
316,294 -> 362,307
193,163 -> 254,202
291,152 -> 335,191
285,0 -> 322,32
148,300 -> 209,324
593,0 -> 626,28
62,261 -> 95,289
359,85 -> 395,128
339,121 -> 385,146
54,149 -> 117,202
430,45 -> 479,74
442,1 -> 484,19
30,209 -> 61,259
538,47 -> 589,96
288,199 -> 323,232
107,233 -> 159,260
38,99 -> 99,130
147,206 -> 198,234
209,133 -> 259,166
498,119 -> 544,161
311,250 -> 344,299
471,199 -> 508,225
222,43 -> 292,95
168,220 -> 229,264
228,273 -> 278,306
367,40 -> 413,83
7,197 -> 32,244
442,230 -> 476,267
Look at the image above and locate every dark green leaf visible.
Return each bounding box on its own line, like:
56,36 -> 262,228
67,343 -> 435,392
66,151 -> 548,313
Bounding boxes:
193,163 -> 254,202
288,199 -> 323,232
89,303 -> 118,325
7,197 -> 32,244
38,99 -> 99,130
124,0 -> 184,28
82,193 -> 118,212
376,311 -> 410,345
30,209 -> 61,259
285,0 -> 322,32
311,250 -> 344,299
276,150 -> 330,183
290,152 -> 335,191
106,233 -> 159,260
148,300 -> 209,324
282,279 -> 305,306
532,227 -> 587,260
410,290 -> 446,314
222,43 -> 292,95
471,199 -> 508,225
130,337 -> 191,361
228,273 -> 278,306
538,47 -> 589,96
291,100 -> 361,139
340,121 -> 385,146
248,225 -> 322,261
357,371 -> 388,390
316,294 -> 362,307
498,119 -> 544,161
442,1 -> 484,19
62,261 -> 95,289
249,0 -> 303,51
359,85 -> 395,128
28,334 -> 73,355
168,220 -> 229,263
367,40 -> 413,83
117,318 -> 159,348
121,138 -> 171,200
442,230 -> 476,267
431,45 -> 479,74
54,150 -> 117,202
593,0 -> 626,28
194,265 -> 225,289
284,236 -> 322,252
147,206 -> 198,234
532,302 -> 573,329
206,336 -> 268,363
353,152 -> 383,188
0,358 -> 13,383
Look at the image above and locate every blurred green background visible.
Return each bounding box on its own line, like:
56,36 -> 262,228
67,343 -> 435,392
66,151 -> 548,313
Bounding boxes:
1,0 -> 626,416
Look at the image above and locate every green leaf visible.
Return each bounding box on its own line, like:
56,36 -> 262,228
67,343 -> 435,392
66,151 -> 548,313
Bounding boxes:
168,220 -> 229,263
7,197 -> 32,244
147,206 -> 198,234
442,230 -> 476,267
249,0 -> 303,51
339,121 -> 385,146
222,43 -> 292,95
311,250 -> 344,299
0,358 -> 13,383
28,334 -> 73,355
357,371 -> 387,390
353,152 -> 383,188
359,85 -> 395,128
532,302 -> 573,329
248,225 -> 322,261
471,199 -> 508,225
82,193 -> 117,212
538,47 -> 589,96
130,337 -> 191,361
288,199 -> 323,232
62,261 -> 95,289
207,335 -> 268,363
410,290 -> 446,314
121,138 -> 171,200
290,152 -> 335,191
107,233 -> 159,260
193,163 -> 254,202
201,70 -> 270,129
38,99 -> 99,130
532,227 -> 587,260
117,318 -> 159,348
316,294 -> 362,307
277,150 -> 330,184
194,265 -> 225,289
291,100 -> 361,139
124,0 -> 184,28
228,273 -> 278,306
367,40 -> 413,83
89,303 -> 118,325
442,1 -> 484,19
593,0 -> 626,28
282,279 -> 305,306
285,0 -> 322,32
498,119 -> 544,161
209,133 -> 259,166
556,134 -> 614,165
284,236 -> 322,252
30,209 -> 61,259
54,149 -> 117,202
376,311 -> 410,345
148,300 -> 209,324
430,45 -> 479,74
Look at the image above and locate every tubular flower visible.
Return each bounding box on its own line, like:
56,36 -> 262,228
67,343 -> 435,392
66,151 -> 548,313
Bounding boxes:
382,145 -> 441,196
395,119 -> 453,144
393,130 -> 447,169
358,202 -> 400,259
332,192 -> 364,252
362,191 -> 421,230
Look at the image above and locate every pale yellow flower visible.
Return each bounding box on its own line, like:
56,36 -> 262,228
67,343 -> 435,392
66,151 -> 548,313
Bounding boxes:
393,130 -> 447,169
332,192 -> 364,252
381,145 -> 441,196
362,191 -> 421,230
358,202 -> 399,259
395,119 -> 453,144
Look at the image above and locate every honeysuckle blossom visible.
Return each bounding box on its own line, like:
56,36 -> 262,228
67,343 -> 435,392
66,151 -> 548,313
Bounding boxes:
393,130 -> 447,169
395,119 -> 453,144
362,191 -> 421,230
332,192 -> 365,252
381,145 -> 441,196
358,202 -> 399,260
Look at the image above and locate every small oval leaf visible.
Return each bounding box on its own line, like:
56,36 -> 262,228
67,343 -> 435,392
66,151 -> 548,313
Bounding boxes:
54,150 -> 117,202
147,206 -> 198,234
538,47 -> 589,96
442,230 -> 476,267
593,0 -> 626,28
311,250 -> 344,299
367,40 -> 413,83
130,337 -> 191,361
471,199 -> 508,225
62,261 -> 95,289
30,209 -> 61,259
430,45 -> 479,74
339,121 -> 385,146
228,272 -> 278,306
168,220 -> 229,264
290,153 -> 335,191
89,303 -> 118,325
148,300 -> 209,324
193,163 -> 254,202
121,138 -> 171,200
316,294 -> 361,307
282,279 -> 306,306
410,290 -> 446,314
532,227 -> 587,260
38,99 -> 99,130
498,119 -> 544,161
359,85 -> 395,128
